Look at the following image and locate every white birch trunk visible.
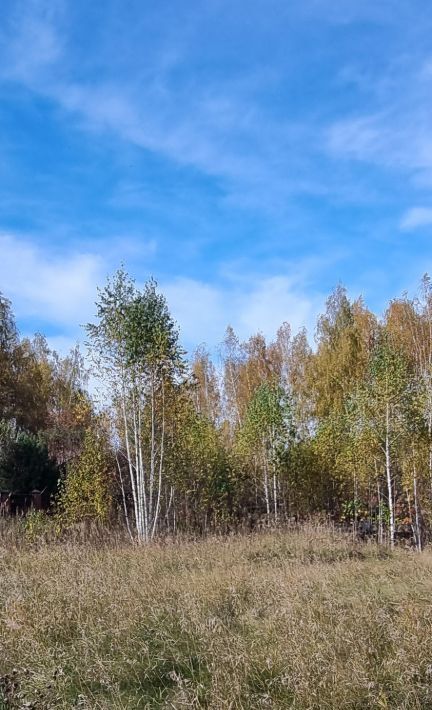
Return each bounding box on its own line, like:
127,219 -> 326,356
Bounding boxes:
385,403 -> 395,548
149,376 -> 155,524
120,385 -> 141,540
263,454 -> 270,523
273,471 -> 278,524
413,463 -> 422,552
377,480 -> 383,545
151,379 -> 165,539
116,453 -> 133,541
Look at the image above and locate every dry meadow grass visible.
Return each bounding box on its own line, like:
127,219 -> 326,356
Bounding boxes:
1,527 -> 432,708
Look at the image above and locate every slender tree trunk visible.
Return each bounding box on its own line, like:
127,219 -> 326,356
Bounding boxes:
271,432 -> 278,525
228,363 -> 242,427
166,485 -> 174,533
413,462 -> 422,552
149,375 -> 155,524
406,487 -> 414,548
377,479 -> 383,545
116,453 -> 133,541
137,399 -> 148,541
428,408 -> 432,500
120,384 -> 141,540
151,378 -> 165,539
263,454 -> 270,523
132,394 -> 144,539
273,470 -> 278,524
385,404 -> 395,548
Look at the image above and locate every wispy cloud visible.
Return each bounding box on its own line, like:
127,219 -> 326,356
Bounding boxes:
0,0 -> 64,82
326,47 -> 432,182
327,116 -> 384,163
400,207 -> 432,231
327,111 -> 432,175
5,0 -> 431,220
0,0 -> 319,213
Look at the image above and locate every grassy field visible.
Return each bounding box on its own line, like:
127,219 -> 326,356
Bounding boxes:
1,528 -> 432,709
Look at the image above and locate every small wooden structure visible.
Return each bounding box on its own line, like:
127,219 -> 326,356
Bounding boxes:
0,489 -> 50,516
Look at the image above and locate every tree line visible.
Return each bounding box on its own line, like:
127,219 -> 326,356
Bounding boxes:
2,269 -> 432,547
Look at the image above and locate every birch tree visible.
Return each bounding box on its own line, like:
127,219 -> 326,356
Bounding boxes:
220,326 -> 245,429
354,336 -> 411,547
236,383 -> 293,523
391,279 -> 432,499
86,269 -> 185,542
191,345 -> 221,424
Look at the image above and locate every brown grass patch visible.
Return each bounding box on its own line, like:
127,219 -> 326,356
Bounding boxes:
0,527 -> 431,708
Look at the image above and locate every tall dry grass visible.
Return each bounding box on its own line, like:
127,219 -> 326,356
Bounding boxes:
1,526 -> 431,708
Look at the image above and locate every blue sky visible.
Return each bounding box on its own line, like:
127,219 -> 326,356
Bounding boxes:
1,0 -> 432,353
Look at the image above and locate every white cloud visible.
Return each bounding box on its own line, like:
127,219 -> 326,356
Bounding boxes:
0,232 -> 322,354
400,206 -> 432,230
163,273 -> 321,351
0,232 -> 103,326
236,276 -> 318,338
